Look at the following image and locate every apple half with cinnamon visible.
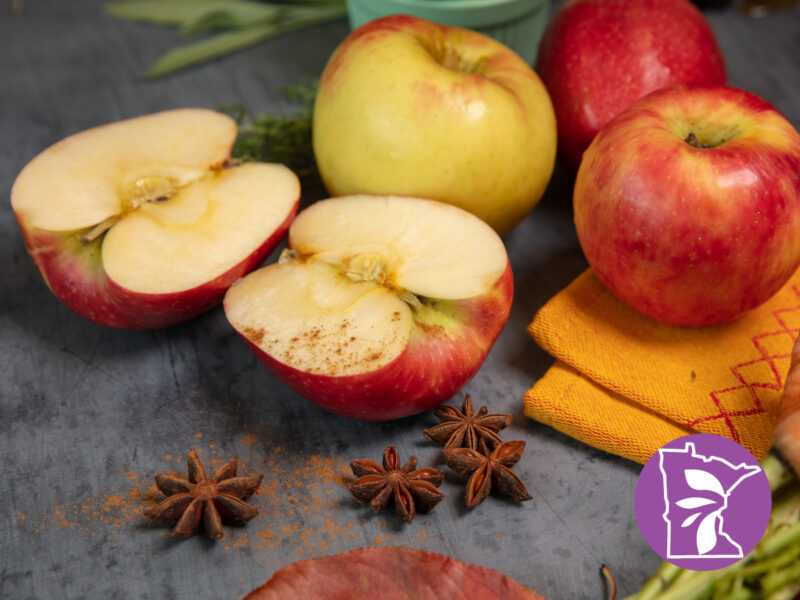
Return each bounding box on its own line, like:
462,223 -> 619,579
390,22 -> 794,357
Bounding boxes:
224,195 -> 513,421
11,109 -> 300,329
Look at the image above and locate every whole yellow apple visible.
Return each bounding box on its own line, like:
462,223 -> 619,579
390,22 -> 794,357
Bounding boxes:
312,15 -> 557,235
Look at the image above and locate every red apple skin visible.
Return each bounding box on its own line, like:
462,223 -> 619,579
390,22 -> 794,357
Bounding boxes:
536,0 -> 726,170
574,85 -> 800,327
16,203 -> 297,330
230,262 -> 513,421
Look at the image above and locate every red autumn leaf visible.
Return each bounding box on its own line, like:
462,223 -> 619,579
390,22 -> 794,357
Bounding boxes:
243,546 -> 545,599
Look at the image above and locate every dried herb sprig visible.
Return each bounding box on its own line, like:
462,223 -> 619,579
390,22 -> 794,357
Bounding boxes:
105,0 -> 346,78
223,79 -> 318,180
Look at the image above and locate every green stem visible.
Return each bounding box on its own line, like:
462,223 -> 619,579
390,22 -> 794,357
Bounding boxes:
765,580 -> 800,600
754,521 -> 800,558
762,452 -> 791,491
141,5 -> 345,78
741,543 -> 800,577
648,564 -> 739,600
627,453 -> 800,600
763,561 -> 800,595
626,562 -> 682,600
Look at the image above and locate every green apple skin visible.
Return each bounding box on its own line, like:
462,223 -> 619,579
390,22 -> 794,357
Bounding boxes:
312,15 -> 557,235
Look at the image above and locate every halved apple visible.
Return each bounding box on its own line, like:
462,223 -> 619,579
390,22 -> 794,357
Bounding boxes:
223,195 -> 513,421
11,109 -> 300,329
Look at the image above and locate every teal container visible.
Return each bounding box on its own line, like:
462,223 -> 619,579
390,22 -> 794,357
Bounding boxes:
345,0 -> 549,64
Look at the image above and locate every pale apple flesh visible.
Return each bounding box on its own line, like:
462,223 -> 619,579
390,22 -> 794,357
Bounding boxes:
575,85 -> 800,327
313,15 -> 557,235
224,195 -> 513,421
11,109 -> 300,329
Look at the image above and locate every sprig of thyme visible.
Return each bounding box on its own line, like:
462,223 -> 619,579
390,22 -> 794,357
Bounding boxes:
222,79 -> 318,180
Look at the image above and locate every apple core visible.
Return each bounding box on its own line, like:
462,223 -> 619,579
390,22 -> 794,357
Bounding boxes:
224,194 -> 514,420
11,108 -> 301,329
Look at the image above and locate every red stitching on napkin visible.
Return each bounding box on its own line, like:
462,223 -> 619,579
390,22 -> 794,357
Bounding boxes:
687,287 -> 800,440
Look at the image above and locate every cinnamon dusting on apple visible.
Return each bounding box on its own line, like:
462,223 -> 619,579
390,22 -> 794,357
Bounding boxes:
415,321 -> 446,336
247,315 -> 399,375
243,327 -> 265,345
222,195 -> 512,415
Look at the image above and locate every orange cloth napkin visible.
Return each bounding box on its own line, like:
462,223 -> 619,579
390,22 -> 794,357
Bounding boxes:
524,269 -> 800,464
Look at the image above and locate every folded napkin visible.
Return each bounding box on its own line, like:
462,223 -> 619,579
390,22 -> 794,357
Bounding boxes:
524,269 -> 800,464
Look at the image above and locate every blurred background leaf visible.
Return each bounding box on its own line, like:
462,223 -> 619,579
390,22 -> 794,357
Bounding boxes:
105,0 -> 346,77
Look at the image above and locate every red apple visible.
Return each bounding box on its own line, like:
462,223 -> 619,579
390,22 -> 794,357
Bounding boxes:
537,0 -> 726,170
11,109 -> 300,329
574,84 -> 800,327
223,195 -> 513,421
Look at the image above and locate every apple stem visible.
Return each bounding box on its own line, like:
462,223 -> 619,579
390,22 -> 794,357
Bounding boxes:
80,216 -> 120,244
684,132 -> 713,149
279,248 -> 299,264
398,289 -> 422,309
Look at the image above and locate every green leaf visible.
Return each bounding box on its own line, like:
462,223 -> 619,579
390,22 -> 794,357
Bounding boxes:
286,0 -> 345,4
105,0 -> 221,26
144,24 -> 279,78
105,0 -> 344,27
142,6 -> 344,78
179,2 -> 283,35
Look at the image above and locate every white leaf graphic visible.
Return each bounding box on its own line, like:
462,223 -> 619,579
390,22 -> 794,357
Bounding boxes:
681,512 -> 702,528
696,513 -> 718,554
685,469 -> 725,497
676,497 -> 717,509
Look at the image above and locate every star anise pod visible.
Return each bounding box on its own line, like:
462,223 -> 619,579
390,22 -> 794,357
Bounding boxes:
349,445 -> 445,524
424,394 -> 512,455
143,449 -> 263,540
443,440 -> 532,508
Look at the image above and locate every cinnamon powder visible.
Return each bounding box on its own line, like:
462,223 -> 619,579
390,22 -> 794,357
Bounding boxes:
11,428 -> 432,565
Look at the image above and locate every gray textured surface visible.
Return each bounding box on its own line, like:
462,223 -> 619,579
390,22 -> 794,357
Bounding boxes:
1,1 -> 799,599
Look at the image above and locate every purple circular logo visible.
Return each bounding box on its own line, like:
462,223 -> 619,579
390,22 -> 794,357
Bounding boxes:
635,434 -> 771,570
